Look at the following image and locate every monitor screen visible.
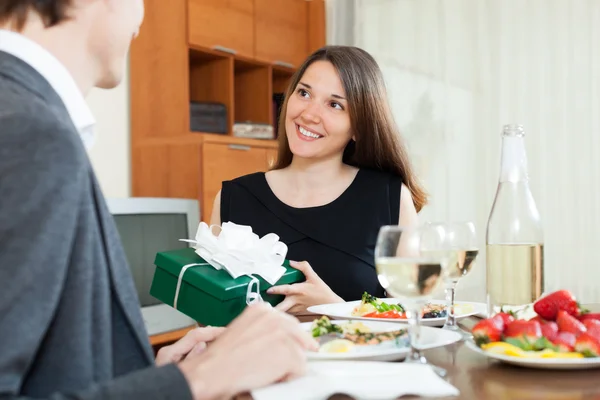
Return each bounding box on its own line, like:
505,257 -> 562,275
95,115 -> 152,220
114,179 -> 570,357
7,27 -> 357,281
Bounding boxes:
113,213 -> 189,307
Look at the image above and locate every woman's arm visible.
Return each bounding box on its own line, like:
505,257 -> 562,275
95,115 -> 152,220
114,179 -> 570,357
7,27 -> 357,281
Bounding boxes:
209,190 -> 221,226
399,183 -> 419,226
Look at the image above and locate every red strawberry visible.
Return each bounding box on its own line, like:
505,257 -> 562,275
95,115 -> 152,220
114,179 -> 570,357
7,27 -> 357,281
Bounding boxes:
574,333 -> 600,357
557,310 -> 587,337
504,320 -> 542,350
583,319 -> 600,340
539,320 -> 559,341
533,290 -> 582,320
552,331 -> 576,352
578,312 -> 600,323
493,312 -> 515,329
472,318 -> 503,346
529,315 -> 545,323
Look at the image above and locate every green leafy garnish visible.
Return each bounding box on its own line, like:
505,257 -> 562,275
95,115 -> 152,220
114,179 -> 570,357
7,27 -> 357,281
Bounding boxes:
360,291 -> 405,313
311,316 -> 343,337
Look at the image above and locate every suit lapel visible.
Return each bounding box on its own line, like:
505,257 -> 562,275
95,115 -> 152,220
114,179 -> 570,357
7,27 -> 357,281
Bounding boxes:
89,176 -> 155,363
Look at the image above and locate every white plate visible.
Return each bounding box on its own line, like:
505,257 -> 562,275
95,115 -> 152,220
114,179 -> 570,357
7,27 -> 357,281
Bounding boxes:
307,299 -> 486,327
465,340 -> 600,370
304,319 -> 462,362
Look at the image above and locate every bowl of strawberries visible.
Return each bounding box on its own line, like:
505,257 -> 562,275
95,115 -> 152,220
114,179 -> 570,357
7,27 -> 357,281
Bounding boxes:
466,289 -> 600,369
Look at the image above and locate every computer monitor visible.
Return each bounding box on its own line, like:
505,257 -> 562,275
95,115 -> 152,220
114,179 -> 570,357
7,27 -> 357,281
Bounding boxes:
106,197 -> 199,336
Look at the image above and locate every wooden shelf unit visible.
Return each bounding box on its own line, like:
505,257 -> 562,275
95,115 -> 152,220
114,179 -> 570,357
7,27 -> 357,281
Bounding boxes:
130,0 -> 325,348
130,0 -> 325,222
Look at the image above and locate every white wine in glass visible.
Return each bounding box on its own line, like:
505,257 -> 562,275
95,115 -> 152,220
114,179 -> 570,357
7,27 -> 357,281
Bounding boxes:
376,257 -> 445,300
375,224 -> 449,377
445,249 -> 479,281
429,221 -> 479,336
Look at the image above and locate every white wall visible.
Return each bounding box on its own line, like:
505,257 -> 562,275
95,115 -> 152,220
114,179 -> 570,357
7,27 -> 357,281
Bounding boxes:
85,63 -> 131,199
350,0 -> 600,303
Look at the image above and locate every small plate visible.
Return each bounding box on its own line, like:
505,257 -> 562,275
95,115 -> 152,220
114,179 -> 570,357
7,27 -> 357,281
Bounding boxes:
465,340 -> 600,370
307,299 -> 486,327
304,319 -> 462,362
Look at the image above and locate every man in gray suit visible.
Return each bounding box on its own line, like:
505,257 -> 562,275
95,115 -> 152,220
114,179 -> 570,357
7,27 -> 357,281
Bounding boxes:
0,1 -> 317,399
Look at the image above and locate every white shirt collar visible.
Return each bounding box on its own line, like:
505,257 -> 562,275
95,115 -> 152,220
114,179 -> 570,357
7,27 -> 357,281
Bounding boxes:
0,29 -> 96,148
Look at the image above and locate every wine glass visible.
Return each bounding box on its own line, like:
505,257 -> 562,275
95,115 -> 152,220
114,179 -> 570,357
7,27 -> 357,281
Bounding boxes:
375,224 -> 450,377
433,221 -> 479,338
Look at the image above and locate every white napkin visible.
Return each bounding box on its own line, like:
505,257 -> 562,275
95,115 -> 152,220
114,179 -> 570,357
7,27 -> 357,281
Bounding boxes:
251,361 -> 459,400
181,222 -> 288,285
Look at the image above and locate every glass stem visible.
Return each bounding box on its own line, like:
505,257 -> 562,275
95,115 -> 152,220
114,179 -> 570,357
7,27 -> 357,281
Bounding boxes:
445,281 -> 458,328
405,304 -> 425,363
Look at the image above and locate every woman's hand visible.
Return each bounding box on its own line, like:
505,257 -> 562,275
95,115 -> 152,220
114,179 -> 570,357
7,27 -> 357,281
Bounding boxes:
155,326 -> 225,366
266,260 -> 343,313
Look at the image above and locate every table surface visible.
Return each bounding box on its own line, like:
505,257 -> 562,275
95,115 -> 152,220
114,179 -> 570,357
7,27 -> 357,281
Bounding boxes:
239,305 -> 600,400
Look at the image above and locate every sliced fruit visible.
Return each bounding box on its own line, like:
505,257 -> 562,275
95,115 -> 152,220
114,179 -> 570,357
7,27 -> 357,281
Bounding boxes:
483,342 -> 555,358
533,290 -> 582,320
578,312 -> 600,323
319,339 -> 355,354
540,320 -> 559,342
472,317 -> 503,346
552,331 -> 576,352
574,333 -> 600,357
529,315 -> 545,323
583,319 -> 600,340
493,312 -> 515,329
504,320 -> 542,350
540,351 -> 584,359
557,310 -> 587,336
482,342 -> 529,357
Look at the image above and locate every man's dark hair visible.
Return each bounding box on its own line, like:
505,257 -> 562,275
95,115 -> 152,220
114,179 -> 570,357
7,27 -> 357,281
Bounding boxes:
0,0 -> 72,31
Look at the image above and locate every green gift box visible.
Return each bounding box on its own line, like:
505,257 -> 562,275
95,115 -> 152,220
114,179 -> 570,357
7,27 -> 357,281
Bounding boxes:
149,247 -> 305,327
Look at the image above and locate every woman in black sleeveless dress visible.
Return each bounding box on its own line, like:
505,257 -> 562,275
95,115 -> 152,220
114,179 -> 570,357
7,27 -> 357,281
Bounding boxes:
210,46 -> 428,313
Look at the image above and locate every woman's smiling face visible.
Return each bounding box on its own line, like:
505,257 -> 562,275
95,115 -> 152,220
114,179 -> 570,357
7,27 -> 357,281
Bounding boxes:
284,60 -> 353,161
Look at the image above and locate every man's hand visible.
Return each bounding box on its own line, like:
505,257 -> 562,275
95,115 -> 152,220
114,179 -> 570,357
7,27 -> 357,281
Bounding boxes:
266,260 -> 344,313
155,326 -> 225,366
178,303 -> 318,400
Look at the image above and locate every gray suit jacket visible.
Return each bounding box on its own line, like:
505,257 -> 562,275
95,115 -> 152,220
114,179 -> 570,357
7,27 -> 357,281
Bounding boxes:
0,51 -> 193,399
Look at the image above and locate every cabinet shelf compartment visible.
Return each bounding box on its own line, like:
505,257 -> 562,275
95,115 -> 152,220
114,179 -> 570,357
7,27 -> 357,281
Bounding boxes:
189,48 -> 234,134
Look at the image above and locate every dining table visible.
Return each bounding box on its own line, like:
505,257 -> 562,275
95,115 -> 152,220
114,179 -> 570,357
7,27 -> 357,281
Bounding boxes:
238,303 -> 600,400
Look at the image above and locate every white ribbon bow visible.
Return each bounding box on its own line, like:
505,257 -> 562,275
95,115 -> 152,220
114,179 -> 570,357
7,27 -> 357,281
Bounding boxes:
173,222 -> 288,308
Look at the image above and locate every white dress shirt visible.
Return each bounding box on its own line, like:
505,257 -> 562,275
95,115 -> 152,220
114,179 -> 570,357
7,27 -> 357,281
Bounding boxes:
0,29 -> 96,148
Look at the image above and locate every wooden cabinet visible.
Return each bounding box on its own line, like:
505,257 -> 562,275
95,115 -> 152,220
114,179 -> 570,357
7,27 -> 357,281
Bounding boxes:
129,0 -> 189,141
307,0 -> 326,53
131,0 -> 325,222
201,142 -> 272,222
188,0 -> 255,58
255,0 -> 309,68
132,142 -> 202,200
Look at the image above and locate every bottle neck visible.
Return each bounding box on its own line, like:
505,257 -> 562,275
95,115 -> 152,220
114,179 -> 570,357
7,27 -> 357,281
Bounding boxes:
499,135 -> 529,183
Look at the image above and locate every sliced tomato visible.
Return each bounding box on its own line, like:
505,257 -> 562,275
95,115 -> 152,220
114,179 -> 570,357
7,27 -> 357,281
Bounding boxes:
363,310 -> 405,319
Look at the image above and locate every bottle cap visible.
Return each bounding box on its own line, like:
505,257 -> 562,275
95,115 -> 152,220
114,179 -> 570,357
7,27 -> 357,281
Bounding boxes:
502,124 -> 525,137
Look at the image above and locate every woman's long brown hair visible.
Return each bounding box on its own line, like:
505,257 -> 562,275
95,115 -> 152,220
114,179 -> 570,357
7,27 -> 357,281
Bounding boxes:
272,45 -> 428,212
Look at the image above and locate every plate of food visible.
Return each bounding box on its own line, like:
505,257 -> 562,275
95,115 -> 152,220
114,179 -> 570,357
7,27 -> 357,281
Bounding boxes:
466,289 -> 600,370
304,316 -> 462,361
306,292 -> 486,327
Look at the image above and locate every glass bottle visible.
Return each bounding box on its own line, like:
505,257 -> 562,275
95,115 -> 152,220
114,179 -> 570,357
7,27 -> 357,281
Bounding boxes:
486,124 -> 544,316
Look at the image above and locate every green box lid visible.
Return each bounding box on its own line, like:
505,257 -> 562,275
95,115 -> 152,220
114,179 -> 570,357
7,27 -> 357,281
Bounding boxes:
153,247 -> 305,301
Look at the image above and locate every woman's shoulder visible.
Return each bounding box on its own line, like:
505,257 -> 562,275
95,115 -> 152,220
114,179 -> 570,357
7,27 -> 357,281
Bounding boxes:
358,167 -> 403,186
224,171 -> 266,187
220,172 -> 270,203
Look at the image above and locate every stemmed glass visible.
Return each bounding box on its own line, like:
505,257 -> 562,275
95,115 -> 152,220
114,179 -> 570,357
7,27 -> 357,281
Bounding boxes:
375,224 -> 450,377
435,222 -> 479,338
